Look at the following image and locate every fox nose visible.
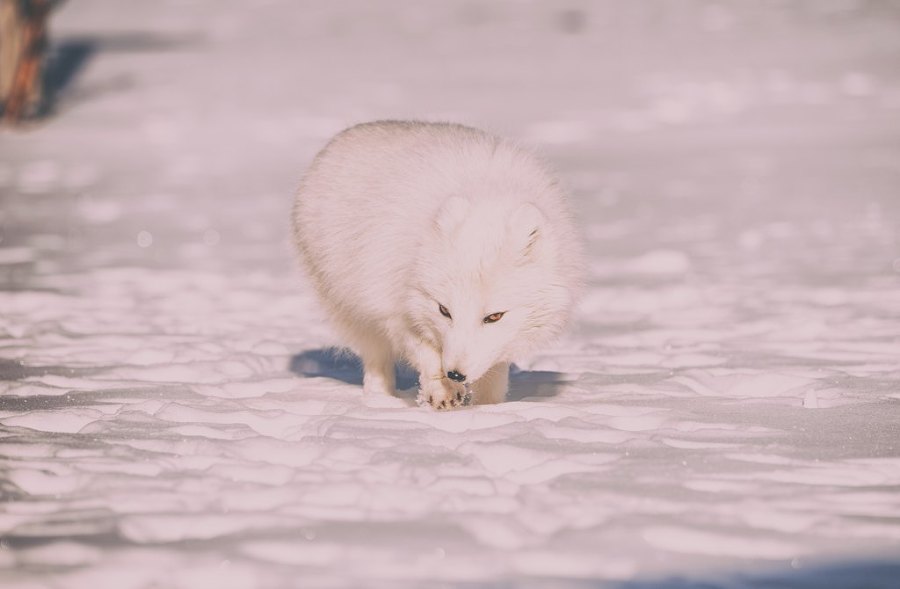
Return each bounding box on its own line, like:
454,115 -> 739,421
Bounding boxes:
446,370 -> 466,383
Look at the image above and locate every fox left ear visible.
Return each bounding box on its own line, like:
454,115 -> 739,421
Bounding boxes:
509,202 -> 545,260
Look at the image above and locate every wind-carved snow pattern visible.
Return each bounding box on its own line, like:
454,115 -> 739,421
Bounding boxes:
1,1 -> 899,587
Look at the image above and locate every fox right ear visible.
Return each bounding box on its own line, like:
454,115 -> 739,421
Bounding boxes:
509,202 -> 545,261
433,196 -> 470,235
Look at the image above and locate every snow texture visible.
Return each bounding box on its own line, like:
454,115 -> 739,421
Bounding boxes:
1,1 -> 899,587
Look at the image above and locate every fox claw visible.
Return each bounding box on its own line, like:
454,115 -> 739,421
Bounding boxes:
417,381 -> 471,410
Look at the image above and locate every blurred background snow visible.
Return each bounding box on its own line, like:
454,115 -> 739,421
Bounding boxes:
1,1 -> 899,587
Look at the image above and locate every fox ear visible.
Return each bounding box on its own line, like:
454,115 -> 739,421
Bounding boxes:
433,196 -> 470,235
509,202 -> 545,260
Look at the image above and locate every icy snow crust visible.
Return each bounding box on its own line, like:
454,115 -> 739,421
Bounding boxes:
1,1 -> 900,587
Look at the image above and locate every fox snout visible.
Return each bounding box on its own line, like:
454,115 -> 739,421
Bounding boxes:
442,337 -> 476,384
446,370 -> 466,383
442,351 -> 473,384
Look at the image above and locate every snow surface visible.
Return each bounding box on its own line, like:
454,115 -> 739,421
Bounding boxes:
2,1 -> 900,587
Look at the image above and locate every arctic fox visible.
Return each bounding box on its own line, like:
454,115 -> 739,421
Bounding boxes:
292,121 -> 583,410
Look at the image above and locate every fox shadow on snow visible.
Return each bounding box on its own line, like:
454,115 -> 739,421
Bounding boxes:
289,348 -> 565,404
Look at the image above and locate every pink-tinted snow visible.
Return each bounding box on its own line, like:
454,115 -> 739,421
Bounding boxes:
1,1 -> 899,587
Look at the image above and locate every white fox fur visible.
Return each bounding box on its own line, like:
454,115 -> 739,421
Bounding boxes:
292,121 -> 583,409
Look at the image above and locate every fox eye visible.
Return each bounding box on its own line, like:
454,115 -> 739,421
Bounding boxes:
438,303 -> 452,319
483,312 -> 505,324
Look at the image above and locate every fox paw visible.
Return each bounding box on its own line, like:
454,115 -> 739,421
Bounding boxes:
417,380 -> 472,410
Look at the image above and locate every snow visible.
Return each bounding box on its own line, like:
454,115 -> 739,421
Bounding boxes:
2,1 -> 900,587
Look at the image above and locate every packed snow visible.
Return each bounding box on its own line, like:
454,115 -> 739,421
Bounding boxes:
1,1 -> 899,587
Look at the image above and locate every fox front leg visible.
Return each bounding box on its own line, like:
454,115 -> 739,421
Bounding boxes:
469,362 -> 509,405
412,343 -> 470,410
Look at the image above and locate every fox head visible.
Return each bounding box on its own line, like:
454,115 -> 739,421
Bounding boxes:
405,195 -> 578,385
